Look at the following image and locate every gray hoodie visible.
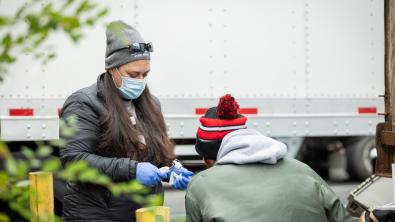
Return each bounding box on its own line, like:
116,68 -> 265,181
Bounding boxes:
216,129 -> 287,165
186,128 -> 356,222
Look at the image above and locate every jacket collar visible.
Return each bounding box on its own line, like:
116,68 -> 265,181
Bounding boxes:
96,73 -> 106,99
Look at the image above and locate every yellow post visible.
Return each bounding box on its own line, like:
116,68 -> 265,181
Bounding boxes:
136,206 -> 170,222
29,172 -> 54,222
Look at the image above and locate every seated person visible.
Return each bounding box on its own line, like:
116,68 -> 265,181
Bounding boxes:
185,94 -> 356,222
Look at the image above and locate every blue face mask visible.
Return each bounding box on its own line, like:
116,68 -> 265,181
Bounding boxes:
117,74 -> 147,100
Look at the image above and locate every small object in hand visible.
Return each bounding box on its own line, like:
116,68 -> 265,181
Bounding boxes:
158,160 -> 192,186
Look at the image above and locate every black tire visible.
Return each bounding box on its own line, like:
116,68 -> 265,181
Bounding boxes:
346,137 -> 376,180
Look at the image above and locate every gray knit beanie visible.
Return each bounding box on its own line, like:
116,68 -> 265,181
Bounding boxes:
105,20 -> 151,70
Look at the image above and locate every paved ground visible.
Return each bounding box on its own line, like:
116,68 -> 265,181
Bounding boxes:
163,182 -> 359,221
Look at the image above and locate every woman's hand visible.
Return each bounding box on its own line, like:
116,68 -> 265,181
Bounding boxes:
169,167 -> 194,190
171,167 -> 194,178
172,173 -> 192,190
136,162 -> 167,187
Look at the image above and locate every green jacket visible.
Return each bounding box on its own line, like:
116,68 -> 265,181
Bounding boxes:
185,129 -> 356,222
186,158 -> 356,222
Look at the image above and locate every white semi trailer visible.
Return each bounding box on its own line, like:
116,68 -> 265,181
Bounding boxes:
0,0 -> 385,180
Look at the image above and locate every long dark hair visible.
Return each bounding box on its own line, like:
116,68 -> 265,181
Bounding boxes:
97,72 -> 175,165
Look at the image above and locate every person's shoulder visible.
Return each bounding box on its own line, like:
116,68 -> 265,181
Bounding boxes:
279,158 -> 309,170
281,157 -> 309,168
150,94 -> 161,111
186,167 -> 216,201
280,158 -> 324,179
61,83 -> 100,116
67,84 -> 97,103
62,83 -> 100,111
187,167 -> 217,189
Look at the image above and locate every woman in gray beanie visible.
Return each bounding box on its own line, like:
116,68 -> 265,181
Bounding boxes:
59,20 -> 193,222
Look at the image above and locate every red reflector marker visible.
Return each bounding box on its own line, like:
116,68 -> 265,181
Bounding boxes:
195,108 -> 208,115
9,108 -> 34,116
358,107 -> 377,114
195,108 -> 258,115
239,108 -> 258,115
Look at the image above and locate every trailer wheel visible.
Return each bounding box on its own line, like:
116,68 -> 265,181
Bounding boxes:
346,137 -> 376,180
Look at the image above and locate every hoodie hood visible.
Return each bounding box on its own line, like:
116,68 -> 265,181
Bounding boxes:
216,129 -> 287,165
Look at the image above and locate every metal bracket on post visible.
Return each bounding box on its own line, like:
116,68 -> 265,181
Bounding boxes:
376,123 -> 395,177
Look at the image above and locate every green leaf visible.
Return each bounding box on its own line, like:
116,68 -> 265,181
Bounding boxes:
46,52 -> 56,60
29,158 -> 41,169
85,18 -> 94,26
0,16 -> 10,27
95,175 -> 111,185
15,179 -> 29,188
15,36 -> 26,44
0,212 -> 11,222
76,0 -> 95,15
58,169 -> 75,181
21,146 -> 35,159
0,172 -> 9,187
69,32 -> 82,42
36,145 -> 52,157
129,180 -> 149,193
49,139 -> 66,148
42,158 -> 61,172
60,0 -> 74,11
61,17 -> 80,30
1,34 -> 12,47
0,53 -> 16,63
25,14 -> 40,32
16,161 -> 29,179
5,157 -> 17,176
65,160 -> 87,174
60,116 -> 78,137
0,142 -> 10,159
41,2 -> 53,15
78,168 -> 98,182
132,194 -> 145,204
146,194 -> 164,207
109,185 -> 121,197
96,8 -> 109,18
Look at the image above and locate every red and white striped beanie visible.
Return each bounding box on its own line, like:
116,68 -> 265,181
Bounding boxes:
195,94 -> 247,160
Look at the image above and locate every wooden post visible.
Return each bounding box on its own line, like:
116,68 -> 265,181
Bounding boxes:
376,0 -> 395,177
29,172 -> 54,222
136,207 -> 170,222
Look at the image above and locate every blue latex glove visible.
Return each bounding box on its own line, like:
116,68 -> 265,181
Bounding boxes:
169,167 -> 193,190
136,162 -> 167,187
168,166 -> 194,179
172,174 -> 192,190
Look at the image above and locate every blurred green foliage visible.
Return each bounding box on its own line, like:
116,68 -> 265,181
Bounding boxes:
0,0 -> 109,81
0,118 -> 164,221
0,1 -> 165,221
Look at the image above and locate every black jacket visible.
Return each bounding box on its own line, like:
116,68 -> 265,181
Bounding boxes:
60,74 -> 163,222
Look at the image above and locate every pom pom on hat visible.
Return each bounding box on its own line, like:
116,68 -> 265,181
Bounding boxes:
216,94 -> 240,119
195,94 -> 247,160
